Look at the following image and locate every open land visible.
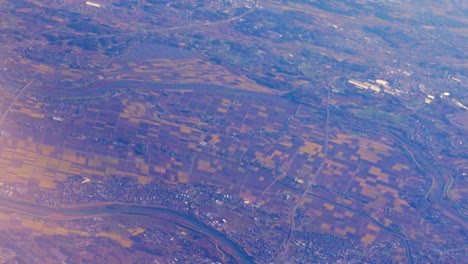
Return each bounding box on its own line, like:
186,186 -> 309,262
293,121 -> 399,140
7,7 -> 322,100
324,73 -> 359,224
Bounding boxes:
0,0 -> 467,263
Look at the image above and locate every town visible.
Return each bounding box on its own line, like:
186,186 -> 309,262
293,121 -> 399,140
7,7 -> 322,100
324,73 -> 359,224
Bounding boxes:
0,0 -> 466,263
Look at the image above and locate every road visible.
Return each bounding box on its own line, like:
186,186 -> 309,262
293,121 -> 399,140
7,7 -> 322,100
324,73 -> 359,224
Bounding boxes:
0,78 -> 34,127
279,85 -> 333,261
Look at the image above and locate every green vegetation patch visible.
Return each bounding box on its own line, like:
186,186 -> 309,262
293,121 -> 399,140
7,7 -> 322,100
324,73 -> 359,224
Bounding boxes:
351,108 -> 406,125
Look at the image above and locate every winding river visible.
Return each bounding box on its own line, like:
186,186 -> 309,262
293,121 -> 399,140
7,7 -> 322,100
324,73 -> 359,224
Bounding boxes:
0,197 -> 254,263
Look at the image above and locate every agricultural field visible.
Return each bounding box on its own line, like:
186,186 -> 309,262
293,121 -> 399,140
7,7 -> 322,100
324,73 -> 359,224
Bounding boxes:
0,0 -> 466,263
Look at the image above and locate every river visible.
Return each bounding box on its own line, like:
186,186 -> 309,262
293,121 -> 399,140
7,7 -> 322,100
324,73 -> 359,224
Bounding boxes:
0,197 -> 254,263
